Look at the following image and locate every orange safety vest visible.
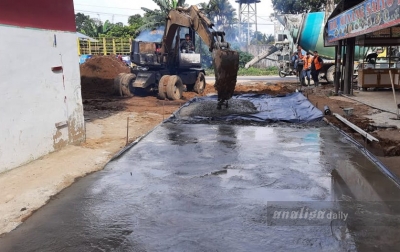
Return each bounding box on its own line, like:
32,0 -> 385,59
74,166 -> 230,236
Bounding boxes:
303,56 -> 313,70
313,56 -> 323,70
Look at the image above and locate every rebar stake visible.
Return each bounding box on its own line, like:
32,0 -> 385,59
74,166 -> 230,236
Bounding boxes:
126,117 -> 129,146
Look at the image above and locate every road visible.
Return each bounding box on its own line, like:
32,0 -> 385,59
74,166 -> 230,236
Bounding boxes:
206,75 -> 298,83
1,122 -> 400,251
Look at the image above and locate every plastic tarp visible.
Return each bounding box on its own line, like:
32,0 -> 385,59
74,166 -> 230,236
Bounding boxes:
79,54 -> 92,64
168,92 -> 323,123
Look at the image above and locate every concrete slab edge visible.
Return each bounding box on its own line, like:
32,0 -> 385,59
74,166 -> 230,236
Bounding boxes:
323,117 -> 400,189
341,94 -> 397,115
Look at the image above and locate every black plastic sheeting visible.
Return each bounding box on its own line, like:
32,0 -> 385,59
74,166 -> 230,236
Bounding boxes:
168,92 -> 323,123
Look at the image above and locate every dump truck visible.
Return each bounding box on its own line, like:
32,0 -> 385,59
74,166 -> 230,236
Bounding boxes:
114,5 -> 239,109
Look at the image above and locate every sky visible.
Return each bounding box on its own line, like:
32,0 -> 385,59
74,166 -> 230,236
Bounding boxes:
73,0 -> 275,35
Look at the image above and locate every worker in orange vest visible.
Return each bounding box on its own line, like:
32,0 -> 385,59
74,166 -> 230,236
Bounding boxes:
311,50 -> 324,87
301,52 -> 313,86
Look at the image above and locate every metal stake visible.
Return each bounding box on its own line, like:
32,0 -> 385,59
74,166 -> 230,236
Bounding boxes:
126,116 -> 129,145
84,121 -> 86,143
389,70 -> 400,119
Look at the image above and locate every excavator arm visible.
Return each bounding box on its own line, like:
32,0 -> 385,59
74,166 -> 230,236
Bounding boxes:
161,5 -> 239,108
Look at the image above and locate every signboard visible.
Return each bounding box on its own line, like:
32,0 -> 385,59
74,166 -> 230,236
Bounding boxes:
327,0 -> 400,42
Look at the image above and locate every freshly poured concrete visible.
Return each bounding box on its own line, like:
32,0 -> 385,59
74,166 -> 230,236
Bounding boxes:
1,124 -> 400,251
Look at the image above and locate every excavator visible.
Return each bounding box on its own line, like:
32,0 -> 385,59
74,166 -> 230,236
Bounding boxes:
114,5 -> 239,109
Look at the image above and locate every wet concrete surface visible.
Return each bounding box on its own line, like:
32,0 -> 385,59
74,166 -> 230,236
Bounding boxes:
1,124 -> 400,251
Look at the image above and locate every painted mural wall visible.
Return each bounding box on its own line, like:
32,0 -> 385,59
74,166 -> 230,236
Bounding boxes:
0,0 -> 84,173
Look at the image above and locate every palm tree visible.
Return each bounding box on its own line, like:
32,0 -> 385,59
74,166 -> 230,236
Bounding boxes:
139,0 -> 186,31
206,0 -> 237,29
198,0 -> 238,41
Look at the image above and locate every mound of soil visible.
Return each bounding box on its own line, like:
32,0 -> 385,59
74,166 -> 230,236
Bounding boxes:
184,82 -> 295,100
80,55 -> 130,99
234,83 -> 294,95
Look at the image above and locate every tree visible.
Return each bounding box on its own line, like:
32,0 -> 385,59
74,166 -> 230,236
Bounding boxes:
105,25 -> 139,38
199,0 -> 238,41
128,14 -> 143,26
265,34 -> 275,44
271,0 -> 338,14
251,32 -> 275,45
139,0 -> 186,31
238,50 -> 253,68
75,13 -> 98,37
76,13 -> 144,38
75,13 -> 91,32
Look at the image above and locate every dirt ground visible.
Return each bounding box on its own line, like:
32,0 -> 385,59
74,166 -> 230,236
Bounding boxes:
1,57 -> 400,236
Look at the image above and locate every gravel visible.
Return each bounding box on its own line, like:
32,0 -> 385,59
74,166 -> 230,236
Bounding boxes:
177,99 -> 258,119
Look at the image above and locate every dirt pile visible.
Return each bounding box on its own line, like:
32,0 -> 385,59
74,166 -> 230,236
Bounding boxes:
234,83 -> 294,95
80,55 -> 130,99
181,82 -> 295,101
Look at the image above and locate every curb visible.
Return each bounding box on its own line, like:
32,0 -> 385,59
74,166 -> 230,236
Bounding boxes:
341,94 -> 397,115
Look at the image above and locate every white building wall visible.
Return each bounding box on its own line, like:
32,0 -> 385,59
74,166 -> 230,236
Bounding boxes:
0,26 -> 84,173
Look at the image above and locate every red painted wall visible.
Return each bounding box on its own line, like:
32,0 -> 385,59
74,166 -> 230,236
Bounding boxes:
0,0 -> 75,32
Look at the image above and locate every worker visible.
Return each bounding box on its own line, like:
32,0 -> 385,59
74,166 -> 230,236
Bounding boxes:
301,52 -> 313,86
180,33 -> 194,53
296,46 -> 304,78
311,50 -> 323,87
291,52 -> 298,72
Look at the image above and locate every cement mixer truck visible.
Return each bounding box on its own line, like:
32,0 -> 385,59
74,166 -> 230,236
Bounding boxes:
248,12 -> 369,83
244,12 -> 336,82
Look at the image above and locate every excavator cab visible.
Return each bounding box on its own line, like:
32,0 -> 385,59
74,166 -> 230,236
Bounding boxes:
177,28 -> 201,69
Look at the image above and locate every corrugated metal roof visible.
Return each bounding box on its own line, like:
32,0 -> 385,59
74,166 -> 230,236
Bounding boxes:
76,32 -> 98,42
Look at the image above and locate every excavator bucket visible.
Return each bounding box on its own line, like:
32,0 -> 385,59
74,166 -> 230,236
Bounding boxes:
212,49 -> 239,109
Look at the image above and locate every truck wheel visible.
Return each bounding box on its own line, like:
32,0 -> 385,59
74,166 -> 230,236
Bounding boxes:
114,73 -> 135,97
158,75 -> 170,100
166,75 -> 183,100
194,72 -> 206,94
326,65 -> 335,83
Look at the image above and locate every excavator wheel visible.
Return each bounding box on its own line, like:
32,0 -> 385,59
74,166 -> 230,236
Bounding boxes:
166,75 -> 183,100
194,72 -> 206,94
158,75 -> 170,100
114,73 -> 136,97
113,73 -> 125,96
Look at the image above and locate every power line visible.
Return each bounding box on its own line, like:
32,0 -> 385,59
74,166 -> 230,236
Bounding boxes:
257,16 -> 273,22
75,10 -> 137,17
75,3 -> 142,11
75,10 -> 275,25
